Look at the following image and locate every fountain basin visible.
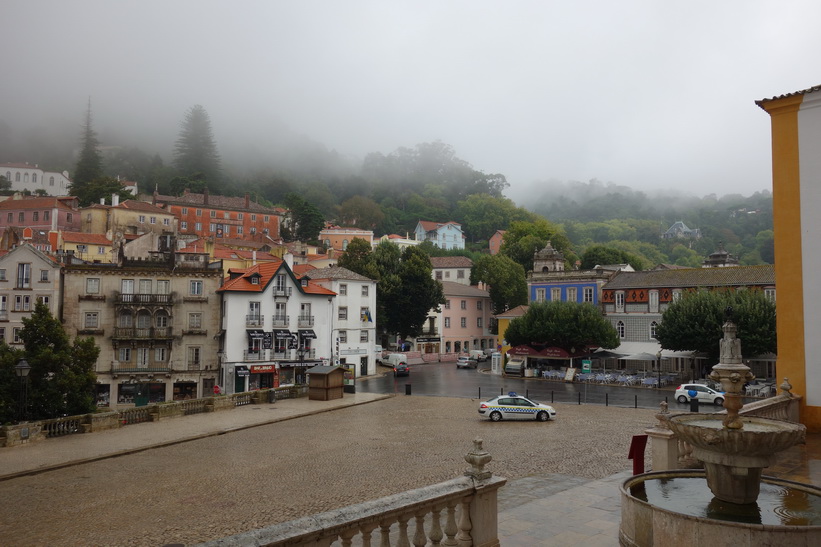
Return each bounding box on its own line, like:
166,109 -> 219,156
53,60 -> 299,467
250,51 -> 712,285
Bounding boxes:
620,470 -> 821,547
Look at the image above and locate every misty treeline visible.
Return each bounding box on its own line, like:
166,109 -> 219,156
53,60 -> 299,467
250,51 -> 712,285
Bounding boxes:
0,104 -> 772,270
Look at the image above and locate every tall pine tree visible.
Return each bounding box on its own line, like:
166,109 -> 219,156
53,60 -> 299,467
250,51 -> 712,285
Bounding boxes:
71,99 -> 103,202
173,105 -> 222,185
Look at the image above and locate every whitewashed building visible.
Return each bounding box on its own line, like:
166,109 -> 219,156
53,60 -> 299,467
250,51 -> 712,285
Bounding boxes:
1,163 -> 72,196
217,255 -> 336,393
306,265 -> 378,378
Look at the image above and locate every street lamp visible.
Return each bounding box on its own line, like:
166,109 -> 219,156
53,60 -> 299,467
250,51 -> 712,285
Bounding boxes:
655,350 -> 662,389
15,358 -> 31,422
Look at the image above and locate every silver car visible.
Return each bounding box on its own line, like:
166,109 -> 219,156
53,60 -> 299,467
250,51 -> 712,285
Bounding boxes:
478,393 -> 557,422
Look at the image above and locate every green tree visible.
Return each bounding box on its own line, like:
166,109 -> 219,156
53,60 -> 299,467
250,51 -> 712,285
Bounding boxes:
0,303 -> 99,422
654,290 -> 776,365
71,175 -> 132,207
454,193 -> 539,242
71,99 -> 103,200
284,193 -> 325,242
377,246 -> 446,339
580,244 -> 646,270
337,238 -> 380,280
471,254 -> 527,314
505,301 -> 619,351
0,175 -> 11,194
173,105 -> 222,183
338,195 -> 385,229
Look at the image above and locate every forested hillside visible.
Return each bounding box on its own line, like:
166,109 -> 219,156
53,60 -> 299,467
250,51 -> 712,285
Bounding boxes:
1,111 -> 773,270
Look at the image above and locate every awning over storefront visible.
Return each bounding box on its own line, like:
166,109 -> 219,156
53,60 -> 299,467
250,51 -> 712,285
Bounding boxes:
274,329 -> 292,340
299,329 -> 317,339
235,365 -> 249,377
247,329 -> 264,340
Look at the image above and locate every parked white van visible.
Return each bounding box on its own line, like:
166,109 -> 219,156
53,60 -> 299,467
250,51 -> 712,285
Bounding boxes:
469,350 -> 487,362
385,353 -> 408,368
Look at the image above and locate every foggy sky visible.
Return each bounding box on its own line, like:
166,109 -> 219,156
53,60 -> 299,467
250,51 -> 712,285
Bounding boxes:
4,0 -> 821,200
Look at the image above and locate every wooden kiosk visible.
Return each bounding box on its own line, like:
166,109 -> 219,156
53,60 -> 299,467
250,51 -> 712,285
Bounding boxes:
306,365 -> 345,401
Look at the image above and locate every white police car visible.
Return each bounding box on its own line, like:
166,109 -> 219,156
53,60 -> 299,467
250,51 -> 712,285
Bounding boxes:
478,392 -> 557,422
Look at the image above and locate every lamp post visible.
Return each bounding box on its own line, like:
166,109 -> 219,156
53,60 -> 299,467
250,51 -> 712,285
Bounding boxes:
656,350 -> 662,389
15,358 -> 31,422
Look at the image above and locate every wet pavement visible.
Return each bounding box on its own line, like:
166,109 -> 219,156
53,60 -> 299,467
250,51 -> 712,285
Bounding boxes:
0,390 -> 818,546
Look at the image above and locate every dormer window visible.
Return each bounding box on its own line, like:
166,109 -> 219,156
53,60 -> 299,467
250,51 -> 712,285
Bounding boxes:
250,275 -> 260,285
301,279 -> 308,287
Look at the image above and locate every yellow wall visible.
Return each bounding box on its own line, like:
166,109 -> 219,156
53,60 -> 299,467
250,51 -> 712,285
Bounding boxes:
760,93 -> 821,431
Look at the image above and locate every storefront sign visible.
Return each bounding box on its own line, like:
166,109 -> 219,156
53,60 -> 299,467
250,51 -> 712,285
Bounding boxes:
263,331 -> 273,349
416,337 -> 441,343
250,365 -> 276,373
235,366 -> 250,377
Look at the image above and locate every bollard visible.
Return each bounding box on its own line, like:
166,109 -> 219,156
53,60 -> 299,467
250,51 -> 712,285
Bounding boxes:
526,389 -> 529,398
578,392 -> 581,405
405,384 -> 411,396
500,387 -> 504,396
606,393 -> 609,406
690,397 -> 699,412
551,391 -> 554,403
635,395 -> 638,408
478,386 -> 481,399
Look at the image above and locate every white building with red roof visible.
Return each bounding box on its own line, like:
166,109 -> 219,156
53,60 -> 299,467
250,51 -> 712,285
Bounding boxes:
413,220 -> 465,250
217,256 -> 337,393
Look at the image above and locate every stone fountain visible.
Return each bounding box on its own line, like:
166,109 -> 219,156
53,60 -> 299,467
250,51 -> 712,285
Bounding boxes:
619,308 -> 820,546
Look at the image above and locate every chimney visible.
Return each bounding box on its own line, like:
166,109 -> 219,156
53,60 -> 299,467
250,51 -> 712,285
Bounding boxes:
203,187 -> 209,205
100,197 -> 105,205
252,250 -> 257,265
245,192 -> 250,208
112,194 -> 120,206
284,252 -> 294,270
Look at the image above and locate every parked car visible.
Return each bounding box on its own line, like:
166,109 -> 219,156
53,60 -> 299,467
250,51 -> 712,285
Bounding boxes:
675,383 -> 725,406
456,356 -> 478,369
478,393 -> 556,422
393,363 -> 410,377
469,350 -> 487,362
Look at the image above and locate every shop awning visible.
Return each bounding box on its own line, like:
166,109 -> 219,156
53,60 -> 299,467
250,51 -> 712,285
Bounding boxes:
235,365 -> 249,377
274,329 -> 292,340
247,329 -> 264,340
299,329 -> 317,339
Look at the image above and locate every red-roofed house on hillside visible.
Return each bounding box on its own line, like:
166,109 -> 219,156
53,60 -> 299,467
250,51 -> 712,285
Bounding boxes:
217,256 -> 336,393
0,195 -> 80,232
151,189 -> 282,242
81,197 -> 177,236
48,231 -> 114,263
489,230 -> 505,255
430,256 -> 473,285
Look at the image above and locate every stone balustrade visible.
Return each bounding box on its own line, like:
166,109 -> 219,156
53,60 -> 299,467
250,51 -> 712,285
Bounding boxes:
0,386 -> 309,448
199,439 -> 506,547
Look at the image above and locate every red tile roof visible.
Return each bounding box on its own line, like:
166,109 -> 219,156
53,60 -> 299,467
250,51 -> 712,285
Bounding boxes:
0,196 -> 76,211
218,260 -> 335,296
418,220 -> 461,232
118,200 -> 170,214
61,231 -> 111,245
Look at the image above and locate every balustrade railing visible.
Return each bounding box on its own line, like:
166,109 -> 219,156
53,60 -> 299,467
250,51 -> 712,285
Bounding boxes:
199,439 -> 505,547
41,415 -> 83,438
114,292 -> 175,305
113,326 -> 173,339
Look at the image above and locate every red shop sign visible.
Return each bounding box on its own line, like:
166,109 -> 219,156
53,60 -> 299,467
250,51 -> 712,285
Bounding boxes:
250,365 -> 276,373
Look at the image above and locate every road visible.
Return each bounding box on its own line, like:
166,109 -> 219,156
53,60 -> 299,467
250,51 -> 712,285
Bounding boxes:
359,360 -> 744,411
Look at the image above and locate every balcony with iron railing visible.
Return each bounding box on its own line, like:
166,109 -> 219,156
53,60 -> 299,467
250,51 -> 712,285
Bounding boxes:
112,327 -> 173,339
110,361 -> 172,374
297,315 -> 314,328
243,349 -> 269,361
245,315 -> 263,327
271,314 -> 289,328
272,286 -> 292,298
114,292 -> 175,305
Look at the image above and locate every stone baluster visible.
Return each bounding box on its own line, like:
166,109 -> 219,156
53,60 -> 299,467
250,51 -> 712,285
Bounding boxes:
339,529 -> 356,547
360,522 -> 377,547
456,497 -> 472,546
379,521 -> 392,547
397,513 -> 412,547
413,511 -> 427,546
442,501 -> 459,545
428,505 -> 444,546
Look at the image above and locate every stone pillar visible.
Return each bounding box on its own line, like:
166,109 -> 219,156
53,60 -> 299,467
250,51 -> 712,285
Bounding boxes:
464,438 -> 506,547
646,425 -> 680,472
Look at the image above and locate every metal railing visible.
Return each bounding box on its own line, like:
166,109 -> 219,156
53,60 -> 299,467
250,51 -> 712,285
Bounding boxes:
114,292 -> 175,305
297,315 -> 314,327
271,314 -> 289,327
245,315 -> 263,327
113,327 -> 173,339
272,286 -> 292,297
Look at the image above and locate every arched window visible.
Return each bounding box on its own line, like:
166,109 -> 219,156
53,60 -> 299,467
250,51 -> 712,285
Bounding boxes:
32,173 -> 37,183
23,173 -> 29,183
342,239 -> 349,250
650,321 -> 658,339
617,321 -> 625,338
118,311 -> 133,328
49,176 -> 54,186
136,310 -> 151,329
15,172 -> 20,182
4,172 -> 10,181
155,311 -> 169,328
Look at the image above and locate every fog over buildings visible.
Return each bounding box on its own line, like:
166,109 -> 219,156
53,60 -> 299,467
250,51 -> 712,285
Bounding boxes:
3,0 -> 821,200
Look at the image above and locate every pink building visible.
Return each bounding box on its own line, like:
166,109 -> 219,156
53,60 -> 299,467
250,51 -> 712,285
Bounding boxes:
489,230 -> 506,255
437,281 -> 495,354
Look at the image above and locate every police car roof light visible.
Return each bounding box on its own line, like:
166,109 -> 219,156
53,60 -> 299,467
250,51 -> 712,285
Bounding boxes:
508,391 -> 517,397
